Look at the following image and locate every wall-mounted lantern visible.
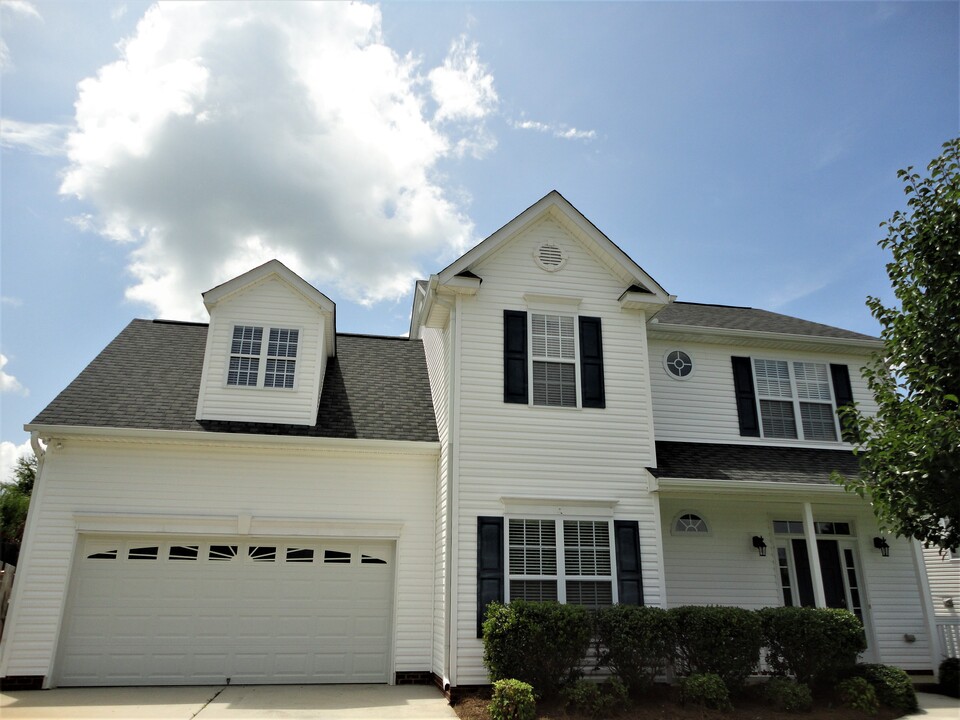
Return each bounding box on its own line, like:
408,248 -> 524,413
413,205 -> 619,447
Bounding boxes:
873,536 -> 890,557
752,535 -> 767,557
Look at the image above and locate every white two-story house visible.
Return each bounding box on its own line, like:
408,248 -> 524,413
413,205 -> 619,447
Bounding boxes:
0,192 -> 942,691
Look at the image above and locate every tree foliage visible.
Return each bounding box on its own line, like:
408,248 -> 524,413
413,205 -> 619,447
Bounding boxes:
839,138 -> 960,552
0,453 -> 37,550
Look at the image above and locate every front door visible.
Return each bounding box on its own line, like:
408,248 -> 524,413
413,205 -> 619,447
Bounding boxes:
778,537 -> 874,659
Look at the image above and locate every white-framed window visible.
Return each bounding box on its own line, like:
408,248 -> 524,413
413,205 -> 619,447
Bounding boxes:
663,349 -> 695,380
530,313 -> 578,407
753,359 -> 839,441
507,517 -> 614,608
227,325 -> 299,389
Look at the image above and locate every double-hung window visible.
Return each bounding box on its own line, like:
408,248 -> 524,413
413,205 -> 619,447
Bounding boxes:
531,314 -> 577,407
753,359 -> 839,441
507,518 -> 614,608
503,309 -> 605,408
227,325 -> 299,389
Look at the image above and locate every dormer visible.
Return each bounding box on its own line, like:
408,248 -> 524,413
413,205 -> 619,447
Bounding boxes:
195,260 -> 336,426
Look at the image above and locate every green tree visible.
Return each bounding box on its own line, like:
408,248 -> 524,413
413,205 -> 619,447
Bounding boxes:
0,453 -> 37,551
839,138 -> 960,552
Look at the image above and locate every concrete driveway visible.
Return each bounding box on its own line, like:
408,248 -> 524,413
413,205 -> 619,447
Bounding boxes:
1,684 -> 458,719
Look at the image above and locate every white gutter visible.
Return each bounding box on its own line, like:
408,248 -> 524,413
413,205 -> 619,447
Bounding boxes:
652,477 -> 848,495
646,322 -> 883,351
24,424 -> 440,456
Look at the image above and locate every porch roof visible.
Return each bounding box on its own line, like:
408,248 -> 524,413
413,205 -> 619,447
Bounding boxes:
650,441 -> 860,485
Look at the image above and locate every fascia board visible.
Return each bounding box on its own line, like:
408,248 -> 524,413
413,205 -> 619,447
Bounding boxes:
24,424 -> 441,456
654,477 -> 849,497
202,259 -> 336,316
646,322 -> 883,353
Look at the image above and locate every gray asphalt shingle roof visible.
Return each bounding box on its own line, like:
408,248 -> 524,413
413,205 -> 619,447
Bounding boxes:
650,441 -> 860,485
654,302 -> 878,341
31,319 -> 439,443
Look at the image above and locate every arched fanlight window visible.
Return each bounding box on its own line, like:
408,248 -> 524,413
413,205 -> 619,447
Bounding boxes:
673,512 -> 709,534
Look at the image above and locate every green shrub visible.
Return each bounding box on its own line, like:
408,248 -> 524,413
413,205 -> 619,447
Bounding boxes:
763,677 -> 813,712
595,605 -> 675,692
562,677 -> 628,718
939,657 -> 960,698
671,605 -> 762,691
680,673 -> 733,711
482,600 -> 593,699
837,677 -> 879,715
758,606 -> 866,687
853,664 -> 919,713
490,679 -> 536,720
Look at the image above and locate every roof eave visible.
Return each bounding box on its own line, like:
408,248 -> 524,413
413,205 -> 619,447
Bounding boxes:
646,321 -> 883,352
25,423 -> 441,456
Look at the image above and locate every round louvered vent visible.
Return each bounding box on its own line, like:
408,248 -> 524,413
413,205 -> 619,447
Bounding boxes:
663,349 -> 694,380
534,243 -> 566,272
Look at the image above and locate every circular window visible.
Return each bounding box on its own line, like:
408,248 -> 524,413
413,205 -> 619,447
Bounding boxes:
534,243 -> 567,272
663,349 -> 694,379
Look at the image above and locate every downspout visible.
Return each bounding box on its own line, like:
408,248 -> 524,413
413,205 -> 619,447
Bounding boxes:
802,502 -> 827,608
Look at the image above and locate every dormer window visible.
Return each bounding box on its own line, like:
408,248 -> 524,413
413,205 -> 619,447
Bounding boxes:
227,325 -> 299,389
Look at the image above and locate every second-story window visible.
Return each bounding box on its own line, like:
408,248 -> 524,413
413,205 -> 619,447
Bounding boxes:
753,359 -> 838,441
227,325 -> 299,389
503,310 -> 605,409
531,313 -> 577,407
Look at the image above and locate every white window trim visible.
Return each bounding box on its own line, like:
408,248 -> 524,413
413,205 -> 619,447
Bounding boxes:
224,324 -> 303,391
663,349 -> 695,381
751,357 -> 841,442
504,515 -> 618,606
527,312 -> 582,409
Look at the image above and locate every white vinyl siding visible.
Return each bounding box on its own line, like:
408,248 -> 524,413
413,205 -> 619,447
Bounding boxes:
195,277 -> 326,425
0,438 -> 438,683
647,339 -> 876,447
448,214 -> 662,684
660,495 -> 932,670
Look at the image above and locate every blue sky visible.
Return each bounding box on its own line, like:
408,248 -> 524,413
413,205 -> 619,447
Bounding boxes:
1,1 -> 957,475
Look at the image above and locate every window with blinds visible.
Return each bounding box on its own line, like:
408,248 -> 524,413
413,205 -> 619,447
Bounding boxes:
752,359 -> 839,441
507,518 -> 613,608
227,325 -> 299,389
531,314 -> 577,407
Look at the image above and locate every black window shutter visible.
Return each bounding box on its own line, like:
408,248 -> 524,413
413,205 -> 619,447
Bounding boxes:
503,310 -> 528,404
614,520 -> 644,605
731,356 -> 761,437
830,364 -> 854,407
579,316 -> 606,408
830,364 -> 858,442
477,516 -> 504,637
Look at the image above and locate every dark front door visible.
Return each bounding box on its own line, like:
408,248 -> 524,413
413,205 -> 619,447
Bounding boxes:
789,538 -> 846,609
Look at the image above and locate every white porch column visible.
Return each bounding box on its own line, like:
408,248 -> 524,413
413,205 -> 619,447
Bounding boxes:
802,502 -> 827,608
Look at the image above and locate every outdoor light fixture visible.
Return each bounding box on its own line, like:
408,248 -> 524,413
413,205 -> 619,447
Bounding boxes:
873,536 -> 890,557
752,535 -> 767,557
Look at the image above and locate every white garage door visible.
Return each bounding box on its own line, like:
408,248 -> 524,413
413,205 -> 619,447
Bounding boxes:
57,535 -> 394,686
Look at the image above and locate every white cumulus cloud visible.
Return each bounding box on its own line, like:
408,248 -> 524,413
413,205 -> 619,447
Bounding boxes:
60,2 -> 498,319
0,354 -> 28,396
0,438 -> 33,482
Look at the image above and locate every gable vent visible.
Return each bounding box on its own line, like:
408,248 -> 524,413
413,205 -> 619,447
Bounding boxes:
535,243 -> 567,272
